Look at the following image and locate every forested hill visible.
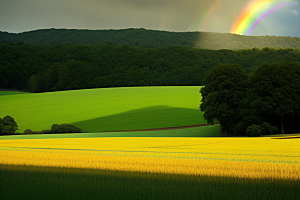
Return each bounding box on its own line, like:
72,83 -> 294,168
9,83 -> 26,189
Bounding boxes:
1,43 -> 300,92
1,28 -> 300,50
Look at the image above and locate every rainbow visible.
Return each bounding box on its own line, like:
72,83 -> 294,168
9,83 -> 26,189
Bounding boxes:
189,0 -> 220,31
230,0 -> 296,35
201,0 -> 219,31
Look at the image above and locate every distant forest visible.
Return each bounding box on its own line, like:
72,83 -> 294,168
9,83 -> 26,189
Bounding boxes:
1,28 -> 300,50
1,42 -> 300,92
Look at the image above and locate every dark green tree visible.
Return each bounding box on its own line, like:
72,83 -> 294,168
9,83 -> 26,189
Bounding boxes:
51,123 -> 81,133
0,115 -> 18,135
200,64 -> 248,134
246,61 -> 300,134
246,124 -> 264,137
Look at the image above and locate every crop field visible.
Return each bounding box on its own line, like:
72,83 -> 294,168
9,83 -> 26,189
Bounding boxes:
0,86 -> 205,133
0,136 -> 299,200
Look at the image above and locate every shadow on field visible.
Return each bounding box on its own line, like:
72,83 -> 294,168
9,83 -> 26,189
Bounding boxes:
272,136 -> 300,139
73,106 -> 206,132
0,91 -> 28,96
0,164 -> 298,200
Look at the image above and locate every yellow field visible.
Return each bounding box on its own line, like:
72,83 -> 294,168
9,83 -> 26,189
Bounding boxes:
0,137 -> 299,180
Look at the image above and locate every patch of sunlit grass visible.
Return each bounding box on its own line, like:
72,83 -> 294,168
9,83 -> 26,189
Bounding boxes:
0,86 -> 204,132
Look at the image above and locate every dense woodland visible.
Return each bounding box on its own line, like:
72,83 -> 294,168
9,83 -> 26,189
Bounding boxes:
1,43 -> 300,92
200,63 -> 300,135
1,28 -> 300,50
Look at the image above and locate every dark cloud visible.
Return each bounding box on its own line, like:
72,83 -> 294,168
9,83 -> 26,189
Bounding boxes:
0,0 -> 299,37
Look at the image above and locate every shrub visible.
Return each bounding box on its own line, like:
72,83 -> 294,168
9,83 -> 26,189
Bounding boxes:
41,129 -> 53,134
261,122 -> 278,135
51,124 -> 59,133
32,131 -> 43,134
24,129 -> 33,134
51,124 -> 81,133
246,124 -> 263,137
22,124 -> 82,135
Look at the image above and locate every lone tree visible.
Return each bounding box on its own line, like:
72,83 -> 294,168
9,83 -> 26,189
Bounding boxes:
246,61 -> 300,134
0,115 -> 18,135
200,64 -> 248,135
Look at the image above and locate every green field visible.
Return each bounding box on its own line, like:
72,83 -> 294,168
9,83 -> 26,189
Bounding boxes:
0,86 -> 205,133
0,124 -> 222,140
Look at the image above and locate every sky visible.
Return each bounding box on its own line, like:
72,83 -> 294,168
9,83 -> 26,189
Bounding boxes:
1,0 -> 300,37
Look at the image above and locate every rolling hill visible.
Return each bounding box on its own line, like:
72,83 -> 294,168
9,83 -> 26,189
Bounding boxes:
0,86 -> 206,133
1,28 -> 300,50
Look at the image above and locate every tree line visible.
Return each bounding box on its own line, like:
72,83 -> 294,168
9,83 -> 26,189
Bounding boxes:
1,43 -> 300,92
200,62 -> 300,135
1,28 -> 300,50
0,114 -> 82,135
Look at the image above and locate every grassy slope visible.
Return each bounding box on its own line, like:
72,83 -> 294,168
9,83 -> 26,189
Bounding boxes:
0,86 -> 205,133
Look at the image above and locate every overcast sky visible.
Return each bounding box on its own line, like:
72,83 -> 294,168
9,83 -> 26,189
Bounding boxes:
1,0 -> 300,37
